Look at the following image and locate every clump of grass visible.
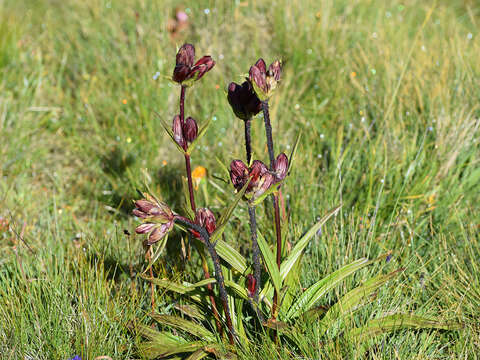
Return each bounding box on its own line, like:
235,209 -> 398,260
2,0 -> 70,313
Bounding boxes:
0,0 -> 478,358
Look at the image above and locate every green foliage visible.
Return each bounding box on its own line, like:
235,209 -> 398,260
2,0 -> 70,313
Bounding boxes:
0,0 -> 478,358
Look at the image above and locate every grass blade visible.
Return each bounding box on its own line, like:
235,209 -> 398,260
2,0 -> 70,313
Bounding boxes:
280,205 -> 341,281
285,258 -> 369,320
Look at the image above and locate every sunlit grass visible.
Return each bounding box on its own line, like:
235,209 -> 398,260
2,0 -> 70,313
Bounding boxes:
0,0 -> 479,358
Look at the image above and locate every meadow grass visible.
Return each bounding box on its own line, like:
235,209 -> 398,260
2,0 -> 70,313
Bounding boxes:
0,0 -> 479,358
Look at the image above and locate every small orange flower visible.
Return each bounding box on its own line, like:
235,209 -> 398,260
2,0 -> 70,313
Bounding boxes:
122,99 -> 127,104
162,160 -> 168,166
192,166 -> 207,190
350,71 -> 357,78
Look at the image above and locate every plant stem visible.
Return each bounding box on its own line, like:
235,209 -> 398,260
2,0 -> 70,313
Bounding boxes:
146,246 -> 155,312
180,85 -> 186,126
244,118 -> 252,164
174,217 -> 236,345
178,85 -> 222,337
184,153 -> 197,212
195,242 -> 223,337
262,100 -> 282,322
248,205 -> 261,302
262,101 -> 275,169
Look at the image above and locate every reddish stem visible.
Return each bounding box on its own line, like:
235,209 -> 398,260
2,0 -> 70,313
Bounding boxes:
179,84 -> 222,338
184,153 -> 197,212
262,100 -> 282,340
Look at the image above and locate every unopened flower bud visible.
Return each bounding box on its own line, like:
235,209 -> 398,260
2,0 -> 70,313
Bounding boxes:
176,43 -> 195,67
135,223 -> 155,234
249,58 -> 282,100
184,117 -> 198,143
195,208 -> 216,235
146,221 -> 173,245
268,60 -> 282,82
230,160 -> 249,191
254,172 -> 275,198
249,160 -> 268,189
172,114 -> 185,148
246,274 -> 256,297
274,153 -> 288,181
227,81 -> 262,121
190,56 -> 215,81
172,43 -> 215,85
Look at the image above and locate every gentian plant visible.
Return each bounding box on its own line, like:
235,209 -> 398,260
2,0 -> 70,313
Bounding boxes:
132,44 -> 461,359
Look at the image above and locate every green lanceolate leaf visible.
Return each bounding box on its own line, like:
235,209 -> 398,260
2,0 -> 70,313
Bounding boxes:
225,280 -> 250,301
185,349 -> 209,360
174,304 -> 206,321
287,132 -> 302,174
144,277 -> 216,295
345,313 -> 462,345
151,313 -> 215,340
136,325 -> 187,345
285,258 -> 369,320
257,231 -> 282,295
187,117 -> 212,154
210,180 -> 250,244
280,205 -> 341,281
318,268 -> 405,334
216,239 -> 248,274
154,111 -> 186,155
138,340 -> 205,359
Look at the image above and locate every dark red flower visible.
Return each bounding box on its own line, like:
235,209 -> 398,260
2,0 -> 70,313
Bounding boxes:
172,43 -> 215,84
171,114 -> 198,150
273,153 -> 288,181
229,159 -> 274,198
246,274 -> 256,297
133,194 -> 175,245
227,81 -> 262,121
184,116 -> 198,143
249,58 -> 282,100
195,208 -> 216,235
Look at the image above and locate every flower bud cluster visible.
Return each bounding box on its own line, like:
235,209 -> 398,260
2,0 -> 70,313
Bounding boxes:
249,58 -> 282,101
172,114 -> 198,150
173,44 -> 215,86
189,208 -> 216,239
229,153 -> 288,199
133,194 -> 175,245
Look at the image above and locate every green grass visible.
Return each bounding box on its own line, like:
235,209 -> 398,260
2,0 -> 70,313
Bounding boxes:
1,0 -> 479,358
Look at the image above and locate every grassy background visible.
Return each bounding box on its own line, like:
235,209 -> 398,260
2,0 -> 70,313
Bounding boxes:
0,0 -> 479,358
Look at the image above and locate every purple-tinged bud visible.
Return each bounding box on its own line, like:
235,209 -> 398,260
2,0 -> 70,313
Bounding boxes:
176,43 -> 195,67
172,44 -> 215,85
146,221 -> 173,245
274,153 -> 288,181
268,60 -> 282,82
249,58 -> 282,100
249,65 -> 267,99
190,56 -> 215,81
195,208 -> 216,235
227,81 -> 262,121
255,58 -> 267,74
183,117 -> 198,143
249,160 -> 268,189
172,114 -> 186,148
134,199 -> 155,214
135,223 -> 155,234
246,274 -> 256,297
254,173 -> 275,198
133,209 -> 148,218
133,194 -> 174,222
230,160 -> 249,190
